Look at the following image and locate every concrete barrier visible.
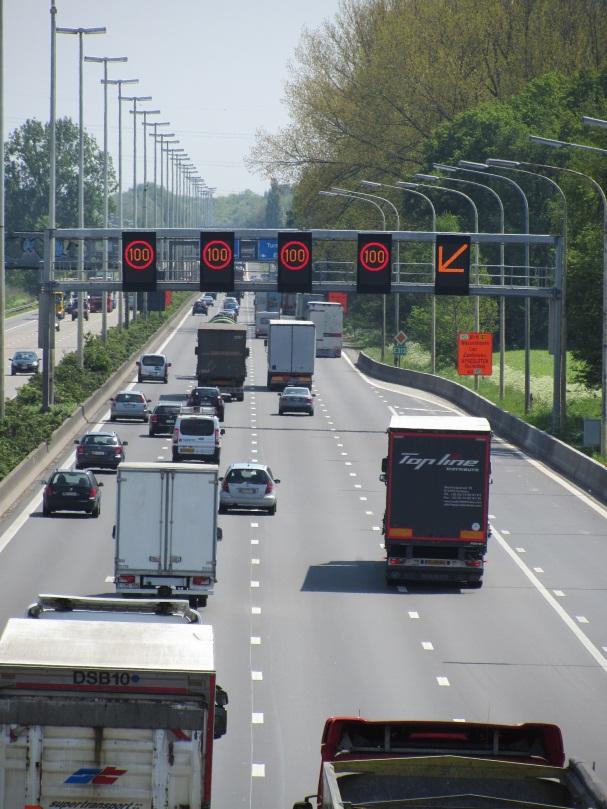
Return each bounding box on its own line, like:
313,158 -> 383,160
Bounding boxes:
356,351 -> 607,506
0,298 -> 194,519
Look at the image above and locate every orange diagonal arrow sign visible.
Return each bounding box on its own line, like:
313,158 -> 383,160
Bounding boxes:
438,243 -> 468,273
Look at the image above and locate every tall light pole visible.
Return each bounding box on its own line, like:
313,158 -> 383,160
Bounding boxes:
133,109 -> 160,227
122,95 -> 152,229
157,136 -> 178,226
320,188 -> 388,360
84,54 -> 128,344
457,161 -> 532,413
57,25 -> 106,369
145,122 -> 170,227
426,169 -> 507,399
486,158 -> 568,432
528,134 -> 607,455
101,77 -> 138,332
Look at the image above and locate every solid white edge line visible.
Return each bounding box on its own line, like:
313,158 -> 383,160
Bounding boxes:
342,350 -> 607,517
493,527 -> 607,674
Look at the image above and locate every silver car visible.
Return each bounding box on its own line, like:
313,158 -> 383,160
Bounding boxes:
278,386 -> 314,415
219,462 -> 279,515
110,390 -> 152,422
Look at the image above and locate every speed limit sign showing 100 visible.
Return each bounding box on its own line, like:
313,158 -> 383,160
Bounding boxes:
277,231 -> 313,293
357,232 -> 392,294
200,231 -> 235,292
122,231 -> 157,292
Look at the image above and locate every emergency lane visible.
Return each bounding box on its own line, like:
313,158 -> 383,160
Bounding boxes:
0,293 -> 605,809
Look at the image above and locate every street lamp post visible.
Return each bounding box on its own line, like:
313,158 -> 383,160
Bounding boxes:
101,77 -> 138,331
145,122 -> 170,227
486,158 -> 568,432
84,54 -> 128,344
528,135 -> 607,455
122,95 -> 152,229
135,109 -> 161,228
428,168 -> 507,399
57,25 -> 106,369
320,188 -> 388,360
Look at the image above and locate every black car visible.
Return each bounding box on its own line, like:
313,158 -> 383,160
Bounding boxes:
187,386 -> 225,421
74,431 -> 128,470
10,350 -> 40,375
192,299 -> 208,315
149,402 -> 182,436
42,469 -> 103,517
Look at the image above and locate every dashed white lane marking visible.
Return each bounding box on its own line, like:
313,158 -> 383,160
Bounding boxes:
501,530 -> 511,535
372,526 -> 381,532
489,513 -> 495,519
341,452 -> 348,456
252,607 -> 261,615
533,567 -> 544,573
105,575 -> 114,583
250,636 -> 261,645
422,642 -> 434,651
251,522 -> 259,528
330,427 -> 336,431
453,717 -> 467,723
516,547 -> 526,553
354,484 -> 362,489
252,671 -> 263,681
349,472 -> 357,477
365,510 -> 373,515
251,433 -> 257,437
437,676 -> 450,687
251,539 -> 259,545
408,611 -> 419,619
251,764 -> 265,778
157,455 -> 164,460
388,406 -> 398,416
360,496 -> 368,501
251,581 -> 260,588
577,616 -> 589,624
252,440 -> 258,445
553,590 -> 565,597
345,461 -> 352,466
251,449 -> 258,454
337,443 -> 343,447
379,543 -> 385,550
493,527 -> 607,675
252,713 -> 264,724
252,558 -> 260,565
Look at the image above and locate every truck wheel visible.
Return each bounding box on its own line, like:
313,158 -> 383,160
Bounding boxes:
198,596 -> 208,608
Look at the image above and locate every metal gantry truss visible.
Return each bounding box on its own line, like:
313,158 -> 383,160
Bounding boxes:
29,227 -> 563,424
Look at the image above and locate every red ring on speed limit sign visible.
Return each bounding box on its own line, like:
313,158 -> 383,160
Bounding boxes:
279,240 -> 310,271
359,241 -> 390,272
123,239 -> 155,271
202,239 -> 233,271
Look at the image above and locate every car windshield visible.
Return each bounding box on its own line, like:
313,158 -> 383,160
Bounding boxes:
227,468 -> 269,484
51,472 -> 92,487
82,434 -> 118,446
191,389 -> 218,404
142,355 -> 164,366
15,352 -> 37,360
179,418 -> 215,436
116,393 -> 144,403
283,387 -> 309,396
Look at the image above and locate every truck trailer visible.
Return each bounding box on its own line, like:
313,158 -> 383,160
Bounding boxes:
306,301 -> 343,357
295,717 -> 607,809
195,321 -> 248,401
114,462 -> 219,607
0,615 -> 227,809
381,415 -> 492,587
266,319 -> 315,390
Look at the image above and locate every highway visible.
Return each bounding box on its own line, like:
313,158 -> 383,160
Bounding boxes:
0,293 -> 605,808
3,305 -> 121,398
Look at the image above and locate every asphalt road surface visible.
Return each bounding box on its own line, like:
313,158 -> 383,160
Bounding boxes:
0,293 -> 605,808
3,304 -> 121,398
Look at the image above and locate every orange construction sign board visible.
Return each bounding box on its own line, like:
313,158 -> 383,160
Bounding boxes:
327,291 -> 348,313
457,332 -> 493,376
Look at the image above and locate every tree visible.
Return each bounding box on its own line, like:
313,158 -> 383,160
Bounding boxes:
264,179 -> 282,227
5,117 -> 113,234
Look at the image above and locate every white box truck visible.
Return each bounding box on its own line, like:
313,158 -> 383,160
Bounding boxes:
114,462 -> 219,607
306,300 -> 343,357
255,310 -> 277,338
0,615 -> 227,809
266,319 -> 315,390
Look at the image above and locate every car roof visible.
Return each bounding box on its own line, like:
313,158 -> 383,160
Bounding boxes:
227,462 -> 269,471
82,431 -> 118,439
176,413 -> 217,421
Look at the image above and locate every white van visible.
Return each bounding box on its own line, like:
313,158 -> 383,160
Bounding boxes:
172,413 -> 225,464
136,352 -> 171,383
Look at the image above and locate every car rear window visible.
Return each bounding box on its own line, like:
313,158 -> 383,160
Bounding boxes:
142,355 -> 164,366
52,472 -> 92,487
82,435 -> 118,446
227,469 -> 268,484
283,387 -> 309,396
116,393 -> 145,403
179,418 -> 215,436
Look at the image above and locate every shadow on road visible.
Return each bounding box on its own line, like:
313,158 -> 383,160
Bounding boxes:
301,560 -> 467,595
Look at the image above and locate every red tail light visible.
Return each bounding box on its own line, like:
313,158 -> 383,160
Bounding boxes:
118,575 -> 136,584
265,480 -> 273,495
215,428 -> 220,445
150,415 -> 158,423
44,485 -> 54,496
88,487 -> 97,498
114,447 -> 123,456
172,428 -> 179,443
76,446 -> 84,455
193,576 -> 210,586
221,479 -> 229,492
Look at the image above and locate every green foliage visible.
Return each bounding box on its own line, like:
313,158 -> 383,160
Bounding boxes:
213,190 -> 266,227
0,294 -> 189,480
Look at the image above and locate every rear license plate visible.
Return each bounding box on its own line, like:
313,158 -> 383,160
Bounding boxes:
92,451 -> 105,456
239,487 -> 255,494
64,492 -> 79,497
180,447 -> 195,453
422,559 -> 450,566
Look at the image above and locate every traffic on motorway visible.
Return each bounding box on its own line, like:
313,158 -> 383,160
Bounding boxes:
0,292 -> 605,809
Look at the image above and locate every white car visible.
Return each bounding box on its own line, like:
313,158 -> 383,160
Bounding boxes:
136,353 -> 171,383
172,413 -> 224,464
219,462 -> 279,515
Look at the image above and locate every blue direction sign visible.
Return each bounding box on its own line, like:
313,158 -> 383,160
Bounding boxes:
259,238 -> 278,260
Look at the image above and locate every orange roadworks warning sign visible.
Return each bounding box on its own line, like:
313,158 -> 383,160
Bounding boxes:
457,332 -> 493,376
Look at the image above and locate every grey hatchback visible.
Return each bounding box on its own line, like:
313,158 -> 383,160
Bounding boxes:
110,390 -> 151,422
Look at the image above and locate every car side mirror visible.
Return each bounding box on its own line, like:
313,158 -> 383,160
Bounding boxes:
98,481 -> 104,487
218,476 -> 224,481
379,473 -> 386,483
312,393 -> 317,397
217,527 -> 223,541
74,439 -> 79,445
147,398 -> 152,403
122,441 -> 128,446
220,428 -> 226,435
381,457 -> 387,474
40,480 -> 47,485
263,339 -> 267,347
168,363 -> 172,367
136,361 -> 140,366
245,348 -> 250,357
109,398 -> 115,402
274,478 -> 281,484
112,525 -> 116,539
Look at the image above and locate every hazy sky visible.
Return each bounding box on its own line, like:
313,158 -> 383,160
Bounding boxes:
5,0 -> 342,197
